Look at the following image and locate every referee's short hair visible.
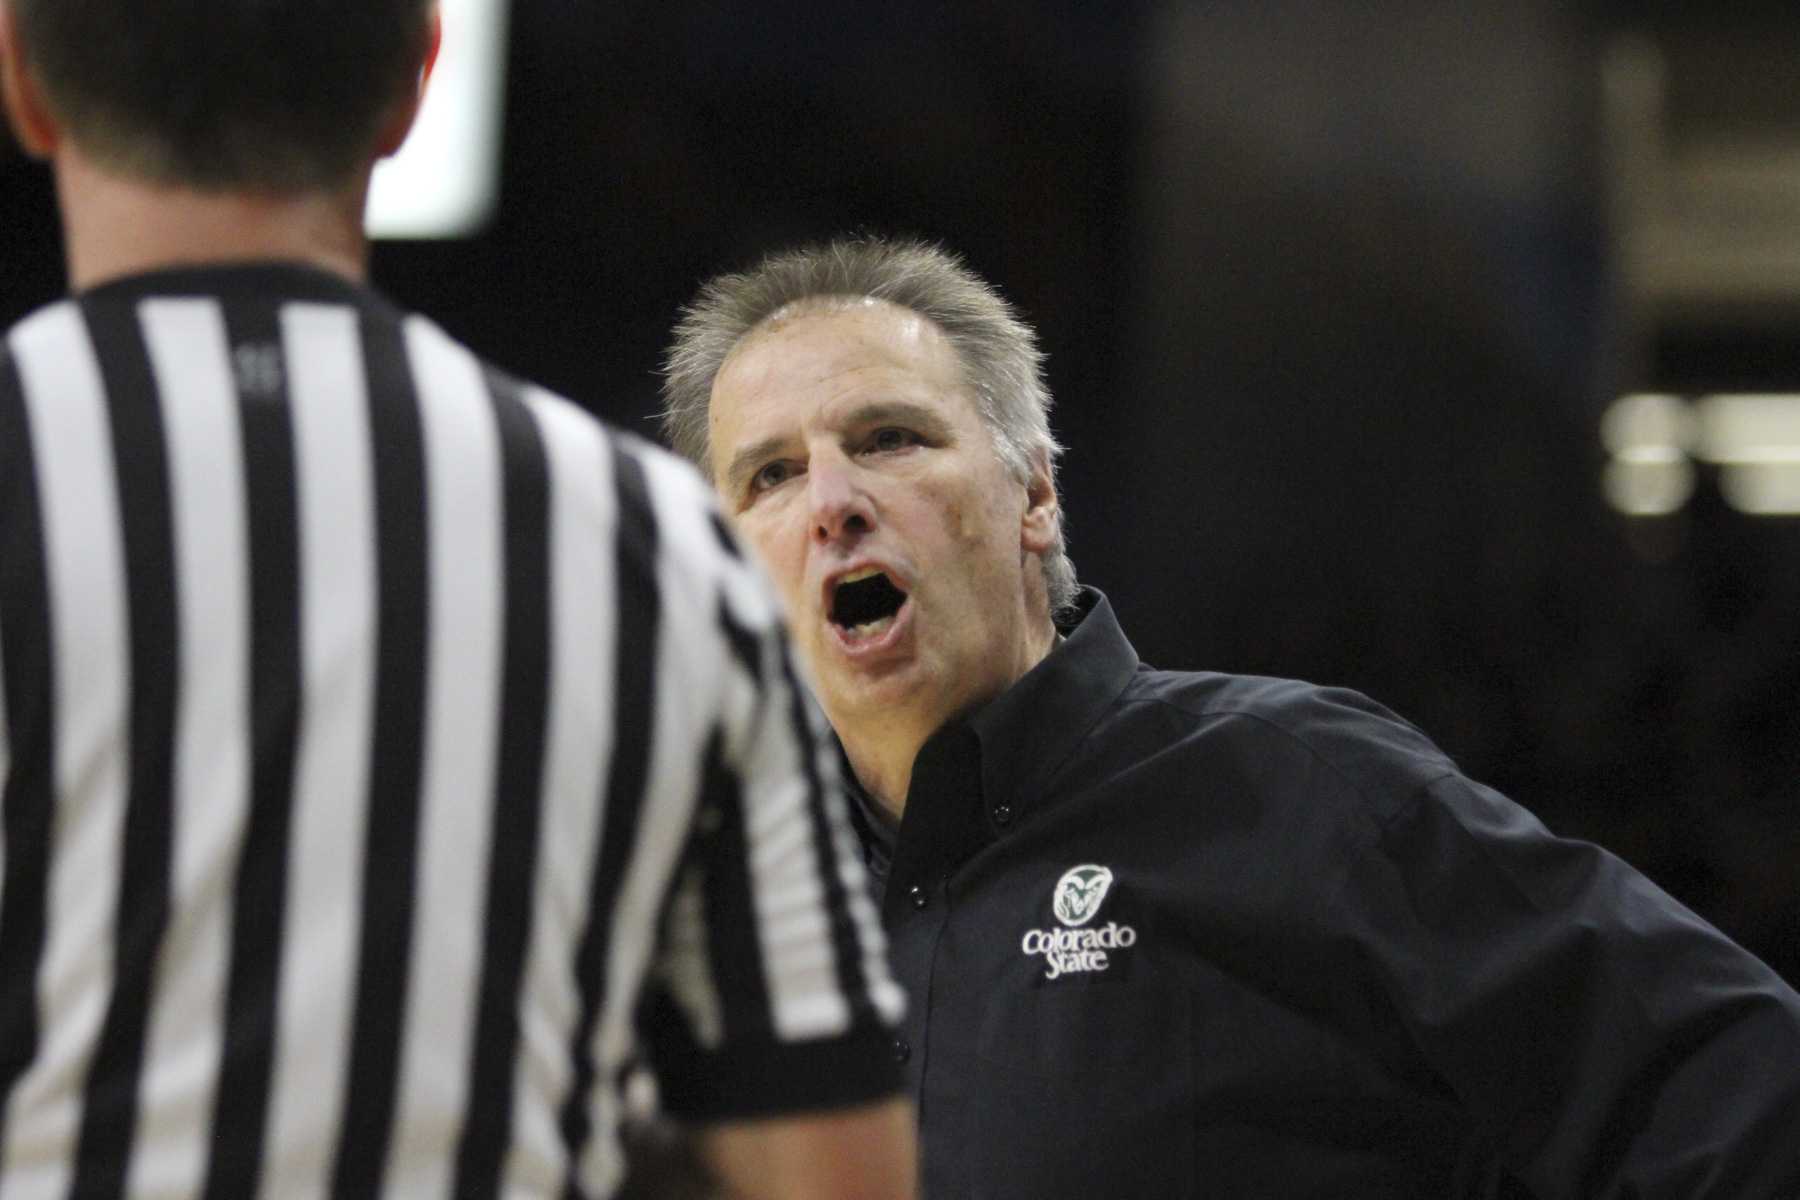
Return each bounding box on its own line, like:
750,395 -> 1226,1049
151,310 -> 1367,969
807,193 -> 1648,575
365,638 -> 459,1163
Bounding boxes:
8,0 -> 434,191
662,234 -> 1079,616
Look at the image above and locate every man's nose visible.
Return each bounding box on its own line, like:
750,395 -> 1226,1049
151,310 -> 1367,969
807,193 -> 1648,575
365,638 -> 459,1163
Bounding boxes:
808,454 -> 872,543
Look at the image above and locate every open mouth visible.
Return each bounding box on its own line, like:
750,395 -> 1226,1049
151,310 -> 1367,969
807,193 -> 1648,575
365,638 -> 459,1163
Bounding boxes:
830,568 -> 909,641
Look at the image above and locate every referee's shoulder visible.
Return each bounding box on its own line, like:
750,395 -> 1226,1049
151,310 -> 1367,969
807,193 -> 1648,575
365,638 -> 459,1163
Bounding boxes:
1,297 -> 83,441
508,373 -> 752,570
2,295 -> 82,362
6,293 -> 81,332
601,425 -> 782,633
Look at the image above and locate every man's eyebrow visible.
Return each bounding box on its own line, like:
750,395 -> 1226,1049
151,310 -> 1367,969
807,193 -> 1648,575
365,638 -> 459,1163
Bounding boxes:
843,400 -> 948,435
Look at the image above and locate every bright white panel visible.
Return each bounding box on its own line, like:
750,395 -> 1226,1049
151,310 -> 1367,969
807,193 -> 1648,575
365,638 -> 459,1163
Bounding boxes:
1695,393 -> 1800,464
366,0 -> 511,240
1601,393 -> 1693,455
1720,461 -> 1800,514
1603,449 -> 1694,516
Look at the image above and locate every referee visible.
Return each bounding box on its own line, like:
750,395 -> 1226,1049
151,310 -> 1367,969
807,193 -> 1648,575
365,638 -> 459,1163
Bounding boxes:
0,3 -> 913,1198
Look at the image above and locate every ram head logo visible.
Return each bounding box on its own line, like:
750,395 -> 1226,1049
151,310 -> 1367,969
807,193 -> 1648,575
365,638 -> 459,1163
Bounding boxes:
1052,865 -> 1114,927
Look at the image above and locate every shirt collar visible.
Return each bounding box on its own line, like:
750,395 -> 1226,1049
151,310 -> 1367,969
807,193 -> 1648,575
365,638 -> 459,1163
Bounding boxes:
75,260 -> 383,308
964,586 -> 1140,826
841,743 -> 899,890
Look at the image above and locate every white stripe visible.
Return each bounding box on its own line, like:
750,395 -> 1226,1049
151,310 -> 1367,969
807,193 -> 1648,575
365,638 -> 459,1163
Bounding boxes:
381,316 -> 504,1198
127,300 -> 252,1199
500,388 -> 615,1196
657,866 -> 723,1049
0,304 -> 130,1200
577,447 -> 722,1196
261,302 -> 378,1198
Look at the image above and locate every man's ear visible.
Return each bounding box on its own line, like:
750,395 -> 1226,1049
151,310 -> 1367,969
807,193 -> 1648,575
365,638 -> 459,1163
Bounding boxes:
0,4 -> 62,159
1020,451 -> 1060,557
373,2 -> 443,159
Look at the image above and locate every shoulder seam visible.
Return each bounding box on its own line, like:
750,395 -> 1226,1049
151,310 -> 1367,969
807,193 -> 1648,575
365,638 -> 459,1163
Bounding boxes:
1112,692 -> 1459,828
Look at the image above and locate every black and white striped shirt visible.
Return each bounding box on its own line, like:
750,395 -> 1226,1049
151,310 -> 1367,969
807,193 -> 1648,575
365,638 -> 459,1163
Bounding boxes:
0,264 -> 904,1200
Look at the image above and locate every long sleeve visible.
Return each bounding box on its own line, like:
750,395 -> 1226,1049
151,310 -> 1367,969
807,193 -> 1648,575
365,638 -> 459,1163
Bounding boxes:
1357,772 -> 1800,1198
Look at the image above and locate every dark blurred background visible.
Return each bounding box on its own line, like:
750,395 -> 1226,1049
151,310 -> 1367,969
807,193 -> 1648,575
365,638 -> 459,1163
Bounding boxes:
4,0 -> 1796,984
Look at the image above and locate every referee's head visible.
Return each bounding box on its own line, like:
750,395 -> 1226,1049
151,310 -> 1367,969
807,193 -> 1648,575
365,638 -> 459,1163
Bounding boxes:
0,0 -> 439,193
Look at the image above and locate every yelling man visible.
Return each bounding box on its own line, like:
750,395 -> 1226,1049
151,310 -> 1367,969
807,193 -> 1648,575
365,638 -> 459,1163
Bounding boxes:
662,235 -> 1800,1199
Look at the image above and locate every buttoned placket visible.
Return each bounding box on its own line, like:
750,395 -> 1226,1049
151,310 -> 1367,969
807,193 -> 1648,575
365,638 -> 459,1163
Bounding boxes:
881,722 -> 991,1127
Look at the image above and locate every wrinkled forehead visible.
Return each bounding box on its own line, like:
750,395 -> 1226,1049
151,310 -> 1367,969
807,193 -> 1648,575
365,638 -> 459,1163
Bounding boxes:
707,297 -> 978,451
725,295 -> 953,377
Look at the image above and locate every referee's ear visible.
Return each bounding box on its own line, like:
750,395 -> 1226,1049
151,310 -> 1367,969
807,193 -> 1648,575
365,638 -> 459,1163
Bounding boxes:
372,1 -> 443,160
0,2 -> 61,160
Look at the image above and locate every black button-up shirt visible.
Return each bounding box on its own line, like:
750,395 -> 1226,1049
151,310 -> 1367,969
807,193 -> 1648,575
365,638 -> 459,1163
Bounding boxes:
847,589 -> 1800,1199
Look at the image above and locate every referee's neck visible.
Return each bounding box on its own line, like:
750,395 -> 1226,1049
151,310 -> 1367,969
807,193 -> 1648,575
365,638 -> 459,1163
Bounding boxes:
55,148 -> 371,293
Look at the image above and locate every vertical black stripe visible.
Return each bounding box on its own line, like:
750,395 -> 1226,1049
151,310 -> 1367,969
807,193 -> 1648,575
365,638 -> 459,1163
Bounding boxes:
559,442 -> 661,1200
202,301 -> 305,1199
452,373 -> 553,1198
714,597 -> 764,686
706,512 -> 742,562
0,349 -> 57,1159
777,649 -> 881,1032
71,299 -> 183,1199
694,728 -> 775,1042
331,312 -> 431,1200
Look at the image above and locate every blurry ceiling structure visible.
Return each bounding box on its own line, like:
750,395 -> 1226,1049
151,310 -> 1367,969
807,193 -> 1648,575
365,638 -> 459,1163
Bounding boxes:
1606,17 -> 1800,386
1601,17 -> 1800,514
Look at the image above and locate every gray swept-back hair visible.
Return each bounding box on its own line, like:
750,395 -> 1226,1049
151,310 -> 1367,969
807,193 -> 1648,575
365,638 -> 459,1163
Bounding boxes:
661,235 -> 1078,617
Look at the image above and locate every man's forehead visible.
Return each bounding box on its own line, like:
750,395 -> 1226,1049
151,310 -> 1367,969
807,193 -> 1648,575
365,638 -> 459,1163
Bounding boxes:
712,301 -> 966,420
732,295 -> 949,367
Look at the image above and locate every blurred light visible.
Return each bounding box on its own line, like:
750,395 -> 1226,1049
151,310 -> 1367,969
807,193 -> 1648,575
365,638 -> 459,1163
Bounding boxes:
1601,393 -> 1693,455
1603,448 -> 1694,516
366,0 -> 511,240
1693,393 -> 1800,464
1719,462 -> 1800,515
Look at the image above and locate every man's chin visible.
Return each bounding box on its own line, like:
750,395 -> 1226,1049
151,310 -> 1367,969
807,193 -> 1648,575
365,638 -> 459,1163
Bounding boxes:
817,661 -> 928,728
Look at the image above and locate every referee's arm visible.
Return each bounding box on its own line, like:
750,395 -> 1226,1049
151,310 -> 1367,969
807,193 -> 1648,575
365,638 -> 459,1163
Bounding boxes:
629,453 -> 914,1198
669,598 -> 917,1200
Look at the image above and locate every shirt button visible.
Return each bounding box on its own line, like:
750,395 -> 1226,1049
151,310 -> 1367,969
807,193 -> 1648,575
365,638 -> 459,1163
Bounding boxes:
992,803 -> 1013,826
893,1038 -> 911,1064
908,884 -> 928,910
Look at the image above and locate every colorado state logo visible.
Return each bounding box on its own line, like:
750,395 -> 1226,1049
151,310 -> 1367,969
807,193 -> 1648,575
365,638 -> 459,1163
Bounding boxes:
1052,864 -> 1114,926
1021,864 -> 1138,980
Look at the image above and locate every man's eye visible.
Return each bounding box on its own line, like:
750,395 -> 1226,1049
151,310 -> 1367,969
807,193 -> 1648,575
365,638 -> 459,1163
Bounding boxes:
869,428 -> 916,453
751,461 -> 794,492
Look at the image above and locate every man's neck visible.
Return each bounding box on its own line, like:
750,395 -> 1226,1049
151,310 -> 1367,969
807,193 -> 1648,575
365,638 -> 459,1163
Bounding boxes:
837,611 -> 1059,823
56,150 -> 371,293
838,724 -> 933,826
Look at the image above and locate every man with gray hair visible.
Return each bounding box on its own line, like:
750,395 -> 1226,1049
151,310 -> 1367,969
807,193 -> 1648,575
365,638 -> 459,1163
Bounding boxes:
665,234 -> 1800,1198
